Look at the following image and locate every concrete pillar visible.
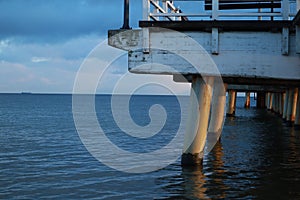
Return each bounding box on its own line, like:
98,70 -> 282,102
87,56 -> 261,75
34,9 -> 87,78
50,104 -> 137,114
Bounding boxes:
207,82 -> 227,151
291,88 -> 298,122
279,93 -> 283,116
265,93 -> 268,108
274,93 -> 279,113
295,89 -> 300,128
226,90 -> 236,117
274,93 -> 278,112
182,76 -> 214,166
256,92 -> 266,108
286,88 -> 294,122
282,90 -> 289,120
266,92 -> 271,110
269,93 -> 274,111
281,92 -> 285,116
244,92 -> 251,108
277,93 -> 280,113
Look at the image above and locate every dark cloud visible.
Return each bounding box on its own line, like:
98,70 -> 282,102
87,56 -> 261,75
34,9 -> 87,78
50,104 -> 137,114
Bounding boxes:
0,0 -> 142,42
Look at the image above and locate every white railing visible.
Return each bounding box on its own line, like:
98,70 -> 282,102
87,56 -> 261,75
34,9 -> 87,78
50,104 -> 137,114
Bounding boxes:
143,0 -> 297,21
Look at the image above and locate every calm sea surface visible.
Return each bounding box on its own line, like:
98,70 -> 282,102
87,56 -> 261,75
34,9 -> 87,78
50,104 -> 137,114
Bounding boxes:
0,94 -> 300,199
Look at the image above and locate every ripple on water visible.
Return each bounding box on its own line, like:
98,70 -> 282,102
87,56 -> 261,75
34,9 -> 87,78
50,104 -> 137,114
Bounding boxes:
1,95 -> 300,199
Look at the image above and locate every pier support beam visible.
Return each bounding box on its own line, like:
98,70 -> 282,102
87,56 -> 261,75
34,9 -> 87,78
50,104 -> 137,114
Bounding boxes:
286,88 -> 298,124
286,89 -> 293,122
182,76 -> 214,166
244,92 -> 250,108
283,90 -> 289,120
268,93 -> 273,110
279,93 -> 283,116
226,90 -> 236,117
256,92 -> 266,108
281,92 -> 285,116
291,88 -> 299,122
274,93 -> 278,112
207,82 -> 227,147
274,93 -> 279,114
266,92 -> 271,110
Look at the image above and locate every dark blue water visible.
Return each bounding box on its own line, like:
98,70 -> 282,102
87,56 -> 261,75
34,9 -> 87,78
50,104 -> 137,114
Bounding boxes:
1,94 -> 300,199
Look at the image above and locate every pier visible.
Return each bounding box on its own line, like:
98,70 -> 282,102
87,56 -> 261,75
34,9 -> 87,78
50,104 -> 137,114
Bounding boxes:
108,0 -> 300,166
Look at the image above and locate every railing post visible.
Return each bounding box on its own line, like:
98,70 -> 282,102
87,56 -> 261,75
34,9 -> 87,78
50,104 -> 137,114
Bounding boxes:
143,0 -> 150,53
162,0 -> 168,20
281,0 -> 289,55
143,0 -> 150,21
212,0 -> 219,54
296,0 -> 300,53
121,0 -> 131,29
212,0 -> 219,20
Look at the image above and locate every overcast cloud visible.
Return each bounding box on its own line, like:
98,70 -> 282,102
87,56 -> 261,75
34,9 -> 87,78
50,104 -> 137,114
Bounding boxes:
0,0 -> 190,95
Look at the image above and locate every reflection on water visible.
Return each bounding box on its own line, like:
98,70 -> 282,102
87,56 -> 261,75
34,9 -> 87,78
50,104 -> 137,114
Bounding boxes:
157,103 -> 300,200
181,166 -> 208,200
205,140 -> 228,199
1,95 -> 300,199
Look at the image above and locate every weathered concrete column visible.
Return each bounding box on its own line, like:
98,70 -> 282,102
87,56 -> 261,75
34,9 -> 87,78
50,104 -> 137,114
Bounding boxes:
274,93 -> 279,114
207,82 -> 227,148
282,90 -> 289,120
226,90 -> 236,117
265,92 -> 268,108
256,92 -> 266,108
182,76 -> 214,166
279,93 -> 283,116
269,93 -> 274,111
244,92 -> 251,108
294,89 -> 300,128
275,93 -> 279,113
286,88 -> 294,122
266,92 -> 271,109
277,93 -> 281,114
291,88 -> 299,122
281,92 -> 285,116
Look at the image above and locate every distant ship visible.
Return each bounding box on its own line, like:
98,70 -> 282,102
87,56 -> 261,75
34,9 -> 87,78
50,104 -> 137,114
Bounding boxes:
21,92 -> 32,95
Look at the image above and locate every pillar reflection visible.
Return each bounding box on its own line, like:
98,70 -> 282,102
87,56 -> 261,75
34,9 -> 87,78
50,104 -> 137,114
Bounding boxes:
180,140 -> 228,199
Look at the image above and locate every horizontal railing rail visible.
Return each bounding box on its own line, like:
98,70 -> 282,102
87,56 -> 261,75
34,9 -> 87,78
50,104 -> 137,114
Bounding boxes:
143,0 -> 297,21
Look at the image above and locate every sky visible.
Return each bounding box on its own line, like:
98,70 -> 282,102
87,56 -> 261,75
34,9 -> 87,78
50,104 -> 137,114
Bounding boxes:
0,0 -> 190,95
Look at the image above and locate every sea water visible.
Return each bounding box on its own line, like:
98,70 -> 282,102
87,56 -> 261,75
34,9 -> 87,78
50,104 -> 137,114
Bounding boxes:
0,94 -> 300,199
